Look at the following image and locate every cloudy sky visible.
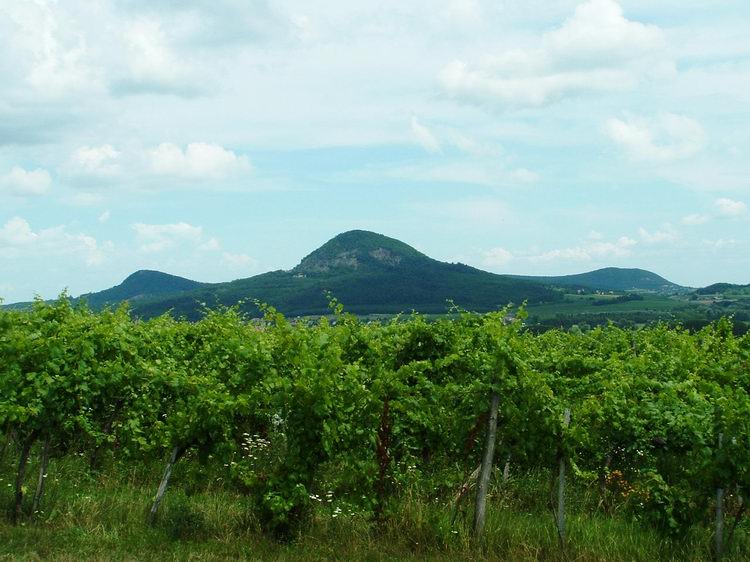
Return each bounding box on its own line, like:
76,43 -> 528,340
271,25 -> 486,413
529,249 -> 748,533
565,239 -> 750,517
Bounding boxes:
1,0 -> 749,302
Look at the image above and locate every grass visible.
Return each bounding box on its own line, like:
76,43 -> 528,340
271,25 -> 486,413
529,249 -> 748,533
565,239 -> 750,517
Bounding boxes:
527,294 -> 691,320
0,453 -> 747,561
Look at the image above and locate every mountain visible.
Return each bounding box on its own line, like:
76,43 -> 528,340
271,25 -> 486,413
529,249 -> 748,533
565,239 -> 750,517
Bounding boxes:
695,282 -> 750,296
294,230 -> 427,274
77,270 -> 208,309
5,232 -> 692,319
76,230 -> 563,319
510,267 -> 685,293
2,270 -> 209,312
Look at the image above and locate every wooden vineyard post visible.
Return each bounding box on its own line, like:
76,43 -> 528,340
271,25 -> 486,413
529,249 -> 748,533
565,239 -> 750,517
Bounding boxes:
598,452 -> 612,512
451,464 -> 480,526
32,437 -> 51,518
375,398 -> 391,522
557,408 -> 571,548
148,445 -> 183,526
715,433 -> 724,560
473,390 -> 500,539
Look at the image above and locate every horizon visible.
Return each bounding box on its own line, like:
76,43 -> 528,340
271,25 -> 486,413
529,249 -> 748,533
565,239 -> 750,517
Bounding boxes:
1,0 -> 749,302
4,228 -> 691,305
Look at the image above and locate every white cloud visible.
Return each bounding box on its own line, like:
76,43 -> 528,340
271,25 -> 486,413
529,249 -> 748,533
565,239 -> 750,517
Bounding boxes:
386,160 -> 539,189
107,1 -> 287,96
410,117 -> 441,153
482,247 -> 513,267
291,14 -> 316,43
114,0 -> 286,47
680,199 -> 747,227
0,216 -> 107,266
98,210 -> 111,223
222,251 -> 257,269
418,198 -> 510,227
71,192 -> 105,206
703,238 -> 739,250
131,220 -> 257,275
3,1 -> 101,95
132,222 -> 204,253
70,144 -> 121,177
638,225 -> 678,245
440,0 -> 669,108
681,213 -> 710,226
199,237 -> 221,251
529,247 -> 591,262
0,217 -> 37,245
605,113 -> 706,162
714,197 -> 747,217
509,168 -> 539,183
448,199 -> 509,225
149,142 -> 252,180
0,166 -> 52,196
443,0 -> 483,28
541,0 -> 664,67
528,235 -> 637,262
113,19 -> 203,97
450,134 -> 503,157
409,121 -> 504,157
62,142 -> 252,189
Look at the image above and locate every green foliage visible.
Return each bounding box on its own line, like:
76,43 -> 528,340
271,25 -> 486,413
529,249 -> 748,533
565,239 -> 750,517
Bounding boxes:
0,298 -> 749,547
10,230 -> 562,319
512,267 -> 682,292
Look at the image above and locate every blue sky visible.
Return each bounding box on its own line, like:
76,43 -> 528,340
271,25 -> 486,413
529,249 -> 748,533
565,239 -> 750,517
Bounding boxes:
1,0 -> 749,302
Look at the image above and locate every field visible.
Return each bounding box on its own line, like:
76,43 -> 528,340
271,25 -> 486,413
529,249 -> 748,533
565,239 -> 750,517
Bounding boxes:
528,293 -> 690,317
0,458 -> 735,561
1,299 -> 749,560
523,292 -> 750,334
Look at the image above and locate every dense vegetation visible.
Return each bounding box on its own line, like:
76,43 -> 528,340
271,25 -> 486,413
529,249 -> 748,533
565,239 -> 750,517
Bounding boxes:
121,231 -> 563,318
1,298 -> 749,560
76,270 -> 209,309
511,267 -> 683,293
8,231 -> 748,337
4,231 -> 563,318
698,284 -> 750,297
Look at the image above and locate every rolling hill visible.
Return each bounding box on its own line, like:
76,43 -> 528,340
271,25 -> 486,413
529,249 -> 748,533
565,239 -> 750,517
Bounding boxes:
510,267 -> 685,293
126,230 -> 562,319
4,231 -> 698,320
695,282 -> 750,296
77,270 -> 209,309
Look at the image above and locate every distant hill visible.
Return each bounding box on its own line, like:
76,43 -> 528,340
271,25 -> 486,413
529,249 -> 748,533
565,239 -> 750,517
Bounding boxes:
77,270 -> 208,309
696,282 -> 750,295
4,233 -> 697,320
510,267 -> 684,293
3,270 -> 209,312
51,230 -> 563,319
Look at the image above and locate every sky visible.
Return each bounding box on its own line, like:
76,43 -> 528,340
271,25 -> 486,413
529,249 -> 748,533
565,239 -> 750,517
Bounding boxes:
1,0 -> 749,302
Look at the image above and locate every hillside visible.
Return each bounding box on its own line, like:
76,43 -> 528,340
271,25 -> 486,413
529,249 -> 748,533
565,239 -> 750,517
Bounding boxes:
77,270 -> 208,308
696,282 -> 750,296
4,233 -> 701,321
76,230 -> 563,319
510,267 -> 684,293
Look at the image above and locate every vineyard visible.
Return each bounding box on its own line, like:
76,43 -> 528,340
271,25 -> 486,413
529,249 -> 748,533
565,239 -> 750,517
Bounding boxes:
1,297 -> 749,560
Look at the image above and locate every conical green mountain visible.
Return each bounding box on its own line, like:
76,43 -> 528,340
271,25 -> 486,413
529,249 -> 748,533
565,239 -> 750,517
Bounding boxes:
293,230 -> 428,274
6,231 -> 691,318
115,230 -> 562,318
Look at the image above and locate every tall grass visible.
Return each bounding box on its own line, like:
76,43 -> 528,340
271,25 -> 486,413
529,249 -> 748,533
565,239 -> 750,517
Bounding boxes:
0,449 -> 747,561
